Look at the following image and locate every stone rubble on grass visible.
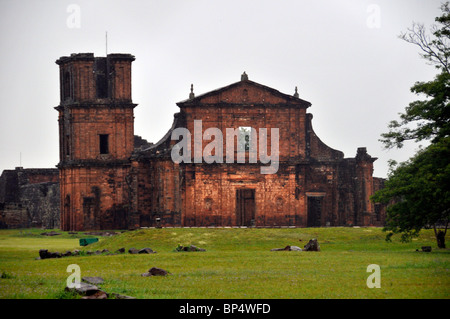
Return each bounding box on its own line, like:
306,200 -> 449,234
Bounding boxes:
65,277 -> 135,299
128,248 -> 139,254
65,282 -> 100,296
271,239 -> 321,252
270,245 -> 302,251
303,239 -> 320,251
128,247 -> 158,254
82,290 -> 109,299
175,245 -> 206,252
138,247 -> 156,254
38,249 -> 62,259
82,276 -> 104,285
37,246 -> 157,259
141,267 -> 170,277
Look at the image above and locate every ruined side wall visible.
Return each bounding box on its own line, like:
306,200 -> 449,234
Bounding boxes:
0,203 -> 28,229
130,159 -> 181,227
302,163 -> 341,226
59,165 -> 131,231
20,169 -> 59,185
0,168 -> 60,229
0,169 -> 19,203
20,182 -> 60,228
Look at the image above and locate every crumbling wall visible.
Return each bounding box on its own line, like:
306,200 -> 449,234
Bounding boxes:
20,182 -> 60,228
0,169 -> 20,203
0,203 -> 29,229
0,168 -> 60,229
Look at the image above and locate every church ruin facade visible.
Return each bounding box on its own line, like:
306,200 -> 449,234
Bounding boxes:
55,52 -> 385,231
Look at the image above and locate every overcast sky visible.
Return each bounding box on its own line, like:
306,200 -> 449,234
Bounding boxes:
0,0 -> 444,178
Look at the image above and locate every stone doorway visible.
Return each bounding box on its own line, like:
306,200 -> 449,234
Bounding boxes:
236,189 -> 255,226
307,196 -> 323,227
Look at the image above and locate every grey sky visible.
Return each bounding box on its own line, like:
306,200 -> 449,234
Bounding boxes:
0,0 -> 443,178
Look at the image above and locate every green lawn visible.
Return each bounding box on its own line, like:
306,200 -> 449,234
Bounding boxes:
0,227 -> 448,299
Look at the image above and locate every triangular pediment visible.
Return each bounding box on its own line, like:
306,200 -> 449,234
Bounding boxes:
177,78 -> 311,108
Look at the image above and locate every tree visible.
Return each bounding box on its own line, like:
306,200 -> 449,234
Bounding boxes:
371,138 -> 450,247
379,2 -> 449,149
398,4 -> 449,74
373,3 -> 450,248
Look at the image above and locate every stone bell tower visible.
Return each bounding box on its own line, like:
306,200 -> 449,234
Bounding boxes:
55,53 -> 137,231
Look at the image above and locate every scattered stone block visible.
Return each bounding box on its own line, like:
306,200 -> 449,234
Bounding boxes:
141,267 -> 169,277
421,246 -> 432,252
138,247 -> 156,254
64,277 -> 135,299
303,239 -> 320,251
39,249 -> 50,259
82,277 -> 104,285
62,250 -> 72,257
38,249 -> 62,259
51,251 -> 62,258
128,248 -> 139,254
109,293 -> 136,299
270,245 -> 302,251
65,282 -> 100,296
188,245 -> 205,252
81,290 -> 108,299
176,245 -> 206,252
271,246 -> 290,251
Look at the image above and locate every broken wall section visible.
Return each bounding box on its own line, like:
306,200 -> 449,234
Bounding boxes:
0,167 -> 60,229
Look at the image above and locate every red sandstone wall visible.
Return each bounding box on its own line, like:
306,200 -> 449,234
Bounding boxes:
181,83 -> 308,163
55,57 -> 384,229
65,108 -> 135,160
180,164 -> 305,227
139,81 -> 381,228
27,174 -> 59,184
132,159 -> 182,227
111,60 -> 133,100
60,166 -> 131,231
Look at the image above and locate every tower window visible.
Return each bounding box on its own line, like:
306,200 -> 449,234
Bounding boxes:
65,135 -> 70,156
99,134 -> 109,154
63,71 -> 71,101
95,58 -> 108,99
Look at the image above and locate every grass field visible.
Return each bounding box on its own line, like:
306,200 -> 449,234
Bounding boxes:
0,227 -> 448,299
